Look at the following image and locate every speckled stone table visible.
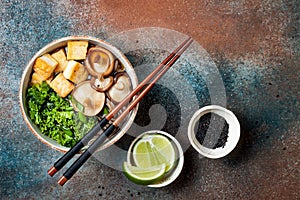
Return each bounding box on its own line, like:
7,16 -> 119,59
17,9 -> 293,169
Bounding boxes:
1,0 -> 299,199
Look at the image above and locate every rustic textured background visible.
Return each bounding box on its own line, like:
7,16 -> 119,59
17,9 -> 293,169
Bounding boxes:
1,0 -> 299,199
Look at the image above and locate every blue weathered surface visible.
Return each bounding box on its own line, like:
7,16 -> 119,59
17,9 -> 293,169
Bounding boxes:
0,0 -> 299,199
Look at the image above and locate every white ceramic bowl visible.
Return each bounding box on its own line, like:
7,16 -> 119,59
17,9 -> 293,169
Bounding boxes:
127,130 -> 184,188
19,36 -> 138,152
188,105 -> 240,159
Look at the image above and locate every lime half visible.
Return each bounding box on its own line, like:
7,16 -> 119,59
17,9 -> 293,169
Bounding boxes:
132,134 -> 176,172
123,162 -> 166,185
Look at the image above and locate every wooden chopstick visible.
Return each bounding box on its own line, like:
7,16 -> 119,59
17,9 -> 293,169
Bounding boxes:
47,36 -> 193,178
51,37 -> 193,186
112,38 -> 193,127
57,37 -> 193,186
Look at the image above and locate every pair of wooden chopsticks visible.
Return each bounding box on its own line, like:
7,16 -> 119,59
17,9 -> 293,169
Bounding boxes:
48,36 -> 193,186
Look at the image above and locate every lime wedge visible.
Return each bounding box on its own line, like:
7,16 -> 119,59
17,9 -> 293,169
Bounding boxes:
133,134 -> 176,172
123,162 -> 166,185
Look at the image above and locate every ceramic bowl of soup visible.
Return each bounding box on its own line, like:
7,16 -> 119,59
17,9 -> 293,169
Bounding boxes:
19,36 -> 138,152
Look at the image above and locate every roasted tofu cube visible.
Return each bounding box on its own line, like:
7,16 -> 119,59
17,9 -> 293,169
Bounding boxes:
46,75 -> 54,85
33,53 -> 58,79
30,72 -> 44,85
30,72 -> 53,85
67,41 -> 88,60
63,60 -> 88,84
51,48 -> 68,73
49,73 -> 74,98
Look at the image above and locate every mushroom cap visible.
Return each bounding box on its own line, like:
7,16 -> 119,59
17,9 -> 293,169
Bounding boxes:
72,81 -> 105,116
85,46 -> 114,77
90,76 -> 114,92
114,59 -> 125,73
107,73 -> 132,103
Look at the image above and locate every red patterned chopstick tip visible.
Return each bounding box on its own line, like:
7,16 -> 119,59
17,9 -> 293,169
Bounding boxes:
48,166 -> 58,177
58,176 -> 68,186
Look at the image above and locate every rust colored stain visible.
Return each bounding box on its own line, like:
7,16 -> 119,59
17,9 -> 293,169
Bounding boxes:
70,0 -> 294,61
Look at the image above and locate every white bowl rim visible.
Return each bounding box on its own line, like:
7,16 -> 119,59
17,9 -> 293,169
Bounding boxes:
126,130 -> 184,188
19,35 -> 139,152
188,105 -> 240,159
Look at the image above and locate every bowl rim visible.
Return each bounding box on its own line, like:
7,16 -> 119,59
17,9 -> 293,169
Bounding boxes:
188,105 -> 240,159
19,35 -> 139,153
126,130 -> 184,188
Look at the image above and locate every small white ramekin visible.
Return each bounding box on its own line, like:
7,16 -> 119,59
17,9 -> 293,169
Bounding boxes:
188,105 -> 240,159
